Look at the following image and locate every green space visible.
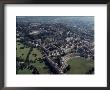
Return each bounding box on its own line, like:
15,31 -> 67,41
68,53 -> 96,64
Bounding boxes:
16,42 -> 49,74
65,57 -> 94,74
29,48 -> 49,74
29,48 -> 43,61
31,61 -> 49,74
16,42 -> 30,61
17,68 -> 32,74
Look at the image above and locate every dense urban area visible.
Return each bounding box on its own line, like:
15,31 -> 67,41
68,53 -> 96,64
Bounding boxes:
16,16 -> 94,74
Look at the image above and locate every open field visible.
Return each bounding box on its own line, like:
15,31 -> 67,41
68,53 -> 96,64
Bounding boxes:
31,61 -> 49,74
65,57 -> 94,74
17,68 -> 32,74
29,48 -> 49,74
16,42 -> 49,74
16,42 -> 30,61
29,48 -> 43,61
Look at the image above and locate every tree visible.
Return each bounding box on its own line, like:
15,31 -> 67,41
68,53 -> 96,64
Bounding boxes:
32,68 -> 39,74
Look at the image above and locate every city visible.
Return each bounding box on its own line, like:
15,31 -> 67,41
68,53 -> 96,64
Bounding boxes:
16,16 -> 94,74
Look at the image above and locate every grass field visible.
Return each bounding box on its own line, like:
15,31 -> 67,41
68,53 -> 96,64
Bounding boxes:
16,42 -> 30,61
17,68 -> 32,74
31,61 -> 49,74
29,48 -> 49,74
65,57 -> 94,74
29,48 -> 43,61
17,42 -> 49,74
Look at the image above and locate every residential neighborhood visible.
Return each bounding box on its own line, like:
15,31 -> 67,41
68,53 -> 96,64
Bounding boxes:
16,16 -> 94,74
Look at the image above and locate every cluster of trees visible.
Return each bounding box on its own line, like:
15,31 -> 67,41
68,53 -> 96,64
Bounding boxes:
16,57 -> 40,74
86,67 -> 94,74
63,65 -> 71,73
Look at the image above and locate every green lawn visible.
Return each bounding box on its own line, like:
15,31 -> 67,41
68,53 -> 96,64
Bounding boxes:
17,68 -> 32,74
17,42 -> 49,74
65,57 -> 94,74
29,48 -> 49,74
31,61 -> 49,74
29,48 -> 43,61
16,42 -> 30,61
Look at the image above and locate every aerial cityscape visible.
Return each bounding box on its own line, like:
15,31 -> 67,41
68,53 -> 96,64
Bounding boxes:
16,16 -> 94,74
